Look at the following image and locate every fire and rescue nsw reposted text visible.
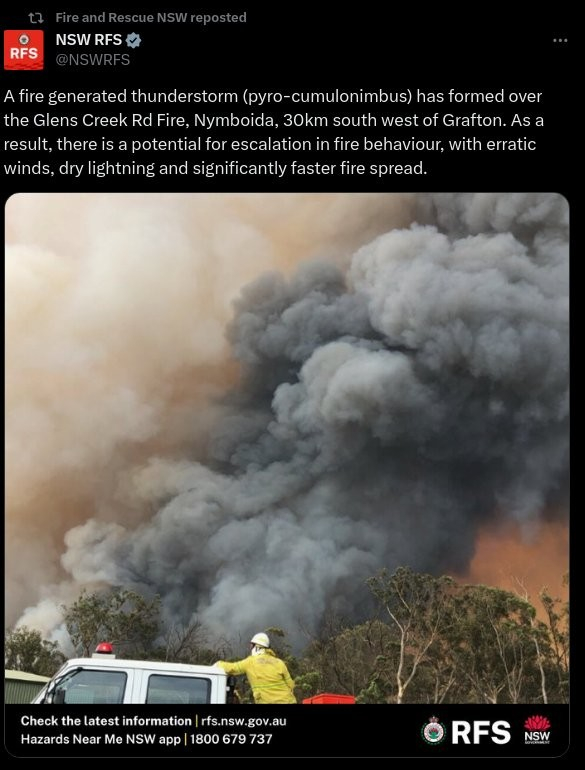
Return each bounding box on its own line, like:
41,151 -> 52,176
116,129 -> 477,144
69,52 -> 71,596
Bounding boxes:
12,711 -> 288,755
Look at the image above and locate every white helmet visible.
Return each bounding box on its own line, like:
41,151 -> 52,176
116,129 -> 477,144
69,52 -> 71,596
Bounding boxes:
250,632 -> 270,648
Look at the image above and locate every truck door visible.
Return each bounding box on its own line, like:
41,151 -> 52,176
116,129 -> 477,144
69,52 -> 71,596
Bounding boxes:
137,669 -> 215,704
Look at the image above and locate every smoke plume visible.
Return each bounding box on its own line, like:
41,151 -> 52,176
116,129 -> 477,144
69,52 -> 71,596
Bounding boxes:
6,193 -> 568,646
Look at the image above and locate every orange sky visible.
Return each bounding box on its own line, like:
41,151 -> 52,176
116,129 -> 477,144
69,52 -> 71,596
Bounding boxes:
461,520 -> 569,610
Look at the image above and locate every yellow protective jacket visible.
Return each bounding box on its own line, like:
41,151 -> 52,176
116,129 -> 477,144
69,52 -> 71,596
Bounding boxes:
216,649 -> 296,704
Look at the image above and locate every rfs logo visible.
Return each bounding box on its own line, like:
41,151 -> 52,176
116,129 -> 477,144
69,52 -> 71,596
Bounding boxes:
4,29 -> 44,70
452,720 -> 511,744
421,716 -> 446,745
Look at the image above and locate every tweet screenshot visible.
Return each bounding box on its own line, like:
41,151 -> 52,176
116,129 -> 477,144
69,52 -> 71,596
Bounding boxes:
3,6 -> 571,759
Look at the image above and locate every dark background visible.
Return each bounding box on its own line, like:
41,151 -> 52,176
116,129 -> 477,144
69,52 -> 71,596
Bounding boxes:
2,6 -> 573,759
0,8 -> 574,193
5,704 -> 570,758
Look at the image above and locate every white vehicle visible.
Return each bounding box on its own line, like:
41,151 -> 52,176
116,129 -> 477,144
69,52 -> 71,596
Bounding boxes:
32,644 -> 236,705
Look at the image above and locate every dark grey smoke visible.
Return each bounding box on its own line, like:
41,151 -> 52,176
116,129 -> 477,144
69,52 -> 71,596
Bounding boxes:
59,193 -> 569,644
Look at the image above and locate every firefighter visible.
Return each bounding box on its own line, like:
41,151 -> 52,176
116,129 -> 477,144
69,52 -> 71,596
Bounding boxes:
214,632 -> 296,704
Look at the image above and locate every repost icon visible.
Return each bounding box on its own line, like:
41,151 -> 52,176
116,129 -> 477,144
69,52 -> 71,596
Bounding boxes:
126,32 -> 141,48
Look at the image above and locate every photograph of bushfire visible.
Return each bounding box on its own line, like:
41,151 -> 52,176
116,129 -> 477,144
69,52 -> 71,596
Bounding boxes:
6,193 -> 568,704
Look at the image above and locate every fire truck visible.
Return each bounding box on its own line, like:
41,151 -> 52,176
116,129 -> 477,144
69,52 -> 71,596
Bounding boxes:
32,643 -> 237,705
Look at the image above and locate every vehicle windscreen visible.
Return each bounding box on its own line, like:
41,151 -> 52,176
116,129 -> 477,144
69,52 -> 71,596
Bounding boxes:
55,669 -> 127,704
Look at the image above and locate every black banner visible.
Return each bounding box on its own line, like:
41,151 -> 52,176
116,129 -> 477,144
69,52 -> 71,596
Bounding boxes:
5,704 -> 569,758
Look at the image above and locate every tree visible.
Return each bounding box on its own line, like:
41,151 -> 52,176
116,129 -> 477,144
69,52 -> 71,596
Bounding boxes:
539,576 -> 569,703
453,584 -> 547,704
367,567 -> 456,703
512,576 -> 557,705
297,617 -> 396,703
151,619 -> 231,666
157,620 -> 209,663
4,626 -> 65,677
62,588 -> 161,658
292,568 -> 569,704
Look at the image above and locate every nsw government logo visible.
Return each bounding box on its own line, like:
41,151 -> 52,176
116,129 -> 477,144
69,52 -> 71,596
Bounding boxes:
422,716 -> 446,745
524,715 -> 551,745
